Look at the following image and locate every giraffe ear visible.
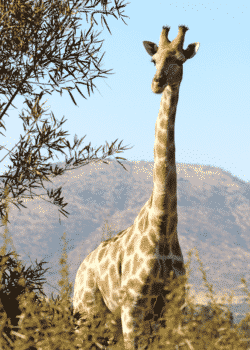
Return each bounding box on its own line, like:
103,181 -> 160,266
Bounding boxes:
183,42 -> 200,60
143,41 -> 158,56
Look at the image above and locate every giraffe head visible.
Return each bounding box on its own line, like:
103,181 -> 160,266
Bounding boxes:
143,25 -> 200,93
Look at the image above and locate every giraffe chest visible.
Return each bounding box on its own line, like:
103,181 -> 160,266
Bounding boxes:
90,226 -> 184,314
95,246 -> 180,310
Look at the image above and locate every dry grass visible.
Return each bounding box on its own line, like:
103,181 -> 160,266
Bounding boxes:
1,188 -> 250,350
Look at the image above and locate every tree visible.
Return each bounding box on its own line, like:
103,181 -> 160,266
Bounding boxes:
0,0 -> 132,225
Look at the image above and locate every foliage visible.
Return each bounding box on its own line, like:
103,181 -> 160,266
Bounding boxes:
1,209 -> 250,349
0,188 -> 247,349
0,0 -> 132,225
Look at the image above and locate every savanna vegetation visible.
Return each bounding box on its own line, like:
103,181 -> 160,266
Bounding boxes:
1,201 -> 250,350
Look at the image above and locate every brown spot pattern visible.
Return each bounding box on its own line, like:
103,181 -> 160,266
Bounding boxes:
98,248 -> 106,262
140,236 -> 153,254
124,260 -> 131,277
132,253 -> 139,275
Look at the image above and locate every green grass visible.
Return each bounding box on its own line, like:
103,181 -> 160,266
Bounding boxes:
1,185 -> 250,350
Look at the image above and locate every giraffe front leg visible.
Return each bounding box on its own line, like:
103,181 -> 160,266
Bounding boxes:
121,303 -> 152,350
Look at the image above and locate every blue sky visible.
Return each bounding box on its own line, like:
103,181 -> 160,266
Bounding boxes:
1,0 -> 249,183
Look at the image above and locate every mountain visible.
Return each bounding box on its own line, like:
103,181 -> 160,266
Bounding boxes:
1,159 -> 250,324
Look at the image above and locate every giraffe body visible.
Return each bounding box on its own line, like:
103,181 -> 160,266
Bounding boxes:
73,25 -> 200,350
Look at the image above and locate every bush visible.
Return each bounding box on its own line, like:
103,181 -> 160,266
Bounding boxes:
0,213 -> 249,349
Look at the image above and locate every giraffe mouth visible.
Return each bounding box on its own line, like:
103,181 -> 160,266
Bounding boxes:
151,81 -> 166,94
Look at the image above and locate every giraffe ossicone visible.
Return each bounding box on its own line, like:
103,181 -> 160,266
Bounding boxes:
73,25 -> 200,350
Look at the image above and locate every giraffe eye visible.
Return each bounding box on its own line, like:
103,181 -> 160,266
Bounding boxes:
151,59 -> 156,66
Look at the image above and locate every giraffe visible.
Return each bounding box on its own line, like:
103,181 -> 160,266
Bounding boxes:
73,25 -> 200,350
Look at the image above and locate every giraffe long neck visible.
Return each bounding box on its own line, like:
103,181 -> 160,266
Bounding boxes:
149,83 -> 180,242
